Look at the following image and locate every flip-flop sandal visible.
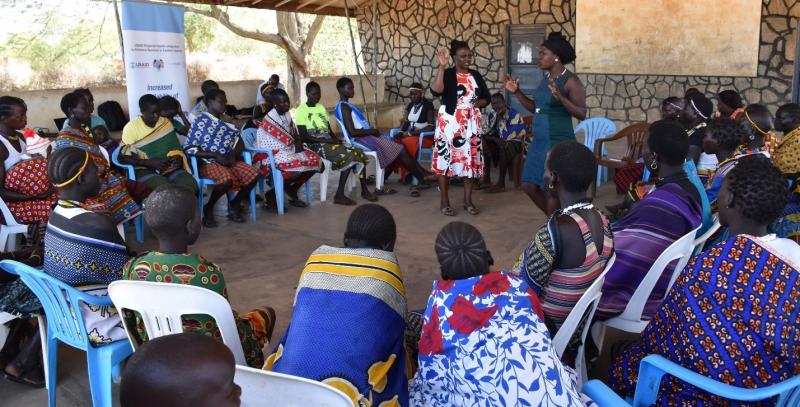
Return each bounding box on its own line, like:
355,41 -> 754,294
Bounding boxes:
227,211 -> 246,223
333,196 -> 357,206
440,206 -> 455,216
288,198 -> 308,208
374,188 -> 397,196
463,205 -> 480,215
361,193 -> 379,202
202,216 -> 218,228
410,187 -> 421,198
3,369 -> 45,389
486,185 -> 506,193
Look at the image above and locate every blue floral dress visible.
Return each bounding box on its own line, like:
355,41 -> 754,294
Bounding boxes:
409,271 -> 595,406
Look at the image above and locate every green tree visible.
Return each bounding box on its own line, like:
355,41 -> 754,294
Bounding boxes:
184,13 -> 214,52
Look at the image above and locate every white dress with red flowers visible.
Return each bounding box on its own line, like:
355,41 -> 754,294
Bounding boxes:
432,72 -> 484,178
410,271 -> 595,406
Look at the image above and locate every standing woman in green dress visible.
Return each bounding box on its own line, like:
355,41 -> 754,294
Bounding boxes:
505,32 -> 587,214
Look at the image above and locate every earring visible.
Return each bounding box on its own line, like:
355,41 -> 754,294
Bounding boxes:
649,161 -> 658,171
548,182 -> 555,190
555,58 -> 559,62
749,135 -> 755,140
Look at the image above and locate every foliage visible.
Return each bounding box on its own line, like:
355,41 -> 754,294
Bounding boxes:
184,13 -> 215,52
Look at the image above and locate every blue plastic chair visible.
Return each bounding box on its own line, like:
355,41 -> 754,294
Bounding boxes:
109,146 -> 144,243
188,155 -> 258,222
240,128 -> 311,216
0,260 -> 133,407
582,355 -> 800,407
388,128 -> 435,184
333,102 -> 386,191
575,118 -> 617,189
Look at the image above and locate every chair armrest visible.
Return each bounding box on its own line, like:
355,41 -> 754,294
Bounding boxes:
72,287 -> 115,308
388,128 -> 401,139
582,380 -> 630,406
241,151 -> 253,166
633,355 -> 800,406
419,130 -> 435,138
111,146 -> 137,180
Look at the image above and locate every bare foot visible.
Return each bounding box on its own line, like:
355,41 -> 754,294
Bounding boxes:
334,195 -> 357,206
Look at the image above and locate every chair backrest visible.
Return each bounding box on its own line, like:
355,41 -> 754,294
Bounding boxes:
0,260 -> 97,350
333,102 -> 356,145
234,365 -> 352,407
552,253 -> 616,357
692,216 -> 721,256
616,123 -> 650,163
575,118 -> 616,152
107,280 -> 247,365
619,226 -> 701,322
241,127 -> 258,151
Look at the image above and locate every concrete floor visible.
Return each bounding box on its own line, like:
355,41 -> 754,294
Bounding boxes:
1,169 -> 623,406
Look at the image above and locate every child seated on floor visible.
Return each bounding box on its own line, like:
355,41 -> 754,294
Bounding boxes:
120,333 -> 241,407
121,184 -> 275,368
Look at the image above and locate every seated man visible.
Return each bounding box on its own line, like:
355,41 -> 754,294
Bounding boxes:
120,94 -> 198,194
410,222 -> 590,406
120,333 -> 241,407
264,204 -> 407,406
294,81 -> 376,204
480,93 -> 527,193
335,76 -> 435,196
123,184 -> 275,368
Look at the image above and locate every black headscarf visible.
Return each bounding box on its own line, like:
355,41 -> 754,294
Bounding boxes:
541,32 -> 576,64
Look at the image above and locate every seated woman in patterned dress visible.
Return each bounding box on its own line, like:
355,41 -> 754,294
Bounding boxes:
393,82 -> 435,185
253,88 -> 322,209
185,89 -> 258,227
610,155 -> 800,406
512,141 -> 613,338
122,185 -> 275,368
771,103 -> 800,243
335,77 -> 436,196
264,204 -> 407,406
410,221 -> 593,406
54,92 -> 142,226
0,96 -> 57,227
596,120 -> 703,320
43,147 -> 131,346
294,81 -> 377,205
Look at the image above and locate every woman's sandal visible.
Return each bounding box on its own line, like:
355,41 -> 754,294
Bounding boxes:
202,215 -> 218,228
333,196 -> 357,206
440,206 -> 455,216
463,204 -> 480,215
361,192 -> 379,202
486,185 -> 506,193
373,187 -> 397,196
410,187 -> 421,198
288,197 -> 308,208
3,362 -> 44,389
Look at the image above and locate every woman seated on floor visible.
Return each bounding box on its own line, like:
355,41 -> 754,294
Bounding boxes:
479,93 -> 527,193
120,94 -> 198,194
185,88 -> 258,226
264,204 -> 407,406
335,76 -> 436,197
43,147 -> 131,345
410,221 -> 592,406
294,81 -> 377,205
771,103 -> 800,243
53,92 -> 142,226
738,103 -> 778,156
596,120 -> 703,320
512,141 -> 613,337
393,82 -> 435,183
0,96 -> 57,227
253,88 -> 322,209
123,184 -> 275,368
610,155 -> 800,405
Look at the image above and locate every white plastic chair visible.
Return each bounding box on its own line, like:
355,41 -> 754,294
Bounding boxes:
691,215 -> 721,256
0,196 -> 29,251
552,253 -> 615,386
591,226 -> 700,350
107,280 -> 247,365
318,158 -> 356,202
234,365 -> 352,407
333,105 -> 385,191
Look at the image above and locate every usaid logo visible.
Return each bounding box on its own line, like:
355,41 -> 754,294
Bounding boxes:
129,61 -> 150,69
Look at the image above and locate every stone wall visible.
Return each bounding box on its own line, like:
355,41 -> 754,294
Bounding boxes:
358,0 -> 799,125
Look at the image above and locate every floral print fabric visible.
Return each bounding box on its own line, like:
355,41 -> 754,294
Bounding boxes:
410,272 -> 594,407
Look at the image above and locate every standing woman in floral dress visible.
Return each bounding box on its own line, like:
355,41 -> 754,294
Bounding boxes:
430,40 -> 490,216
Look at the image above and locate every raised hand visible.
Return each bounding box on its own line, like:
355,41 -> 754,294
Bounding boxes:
437,48 -> 450,68
504,74 -> 520,93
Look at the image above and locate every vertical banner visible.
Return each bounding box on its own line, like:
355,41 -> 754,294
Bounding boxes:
121,0 -> 189,118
